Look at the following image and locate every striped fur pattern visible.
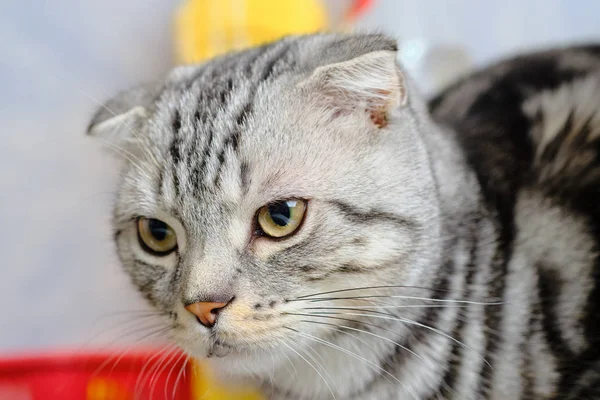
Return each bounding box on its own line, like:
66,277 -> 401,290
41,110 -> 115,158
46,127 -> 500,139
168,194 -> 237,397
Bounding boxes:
88,34 -> 600,399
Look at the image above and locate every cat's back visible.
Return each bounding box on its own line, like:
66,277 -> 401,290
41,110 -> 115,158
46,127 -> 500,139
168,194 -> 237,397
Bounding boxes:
429,45 -> 600,205
429,44 -> 600,233
430,45 -> 600,397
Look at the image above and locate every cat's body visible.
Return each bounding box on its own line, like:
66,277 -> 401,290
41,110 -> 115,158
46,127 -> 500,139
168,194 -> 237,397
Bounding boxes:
88,34 -> 600,399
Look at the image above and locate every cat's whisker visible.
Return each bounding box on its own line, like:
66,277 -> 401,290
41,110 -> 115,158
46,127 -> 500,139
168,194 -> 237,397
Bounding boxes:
304,341 -> 330,369
340,304 -> 462,309
137,349 -> 169,400
171,354 -> 190,400
96,309 -> 167,318
286,327 -> 395,388
278,339 -> 338,400
107,333 -> 165,379
134,344 -> 178,400
278,341 -> 299,378
303,303 -> 497,310
82,312 -> 170,344
90,320 -> 170,351
293,285 -> 449,300
303,309 -> 492,369
90,325 -> 173,379
297,294 -> 503,306
299,319 -> 386,359
164,351 -> 187,400
285,327 -> 419,400
297,319 -> 414,361
298,342 -> 338,394
284,312 -> 409,343
149,347 -> 180,400
147,350 -> 172,400
267,345 -> 276,385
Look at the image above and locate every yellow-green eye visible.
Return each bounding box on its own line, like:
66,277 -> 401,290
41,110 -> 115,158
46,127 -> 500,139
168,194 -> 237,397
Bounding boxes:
137,218 -> 177,255
257,199 -> 307,238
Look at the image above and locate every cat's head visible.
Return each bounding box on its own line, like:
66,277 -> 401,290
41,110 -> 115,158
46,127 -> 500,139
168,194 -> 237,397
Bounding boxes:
88,33 -> 441,379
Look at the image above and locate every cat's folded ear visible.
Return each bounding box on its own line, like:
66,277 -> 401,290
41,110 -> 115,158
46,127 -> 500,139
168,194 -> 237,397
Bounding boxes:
86,84 -> 160,152
299,49 -> 407,128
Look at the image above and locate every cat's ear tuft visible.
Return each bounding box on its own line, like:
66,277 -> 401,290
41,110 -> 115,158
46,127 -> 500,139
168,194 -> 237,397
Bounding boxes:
301,50 -> 407,128
86,85 -> 158,151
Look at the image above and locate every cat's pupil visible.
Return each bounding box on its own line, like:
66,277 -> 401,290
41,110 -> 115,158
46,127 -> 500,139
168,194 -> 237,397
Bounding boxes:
268,202 -> 292,226
149,219 -> 169,241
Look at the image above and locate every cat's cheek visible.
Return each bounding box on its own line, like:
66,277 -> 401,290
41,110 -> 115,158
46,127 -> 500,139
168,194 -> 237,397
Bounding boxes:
248,237 -> 280,261
248,234 -> 311,261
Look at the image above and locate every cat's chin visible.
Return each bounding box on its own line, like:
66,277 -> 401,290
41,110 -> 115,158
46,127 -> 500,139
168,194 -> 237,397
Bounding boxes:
180,340 -> 285,381
207,347 -> 285,380
181,339 -> 270,365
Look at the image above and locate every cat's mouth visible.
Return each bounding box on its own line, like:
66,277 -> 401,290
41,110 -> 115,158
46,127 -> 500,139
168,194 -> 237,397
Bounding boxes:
206,341 -> 230,358
205,337 -> 237,358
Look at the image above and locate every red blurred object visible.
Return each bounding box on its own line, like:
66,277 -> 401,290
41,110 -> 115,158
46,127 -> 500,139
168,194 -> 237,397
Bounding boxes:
0,350 -> 192,400
348,0 -> 374,19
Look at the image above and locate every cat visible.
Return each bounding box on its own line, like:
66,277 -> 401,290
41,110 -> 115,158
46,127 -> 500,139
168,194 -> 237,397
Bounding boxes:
87,33 -> 600,399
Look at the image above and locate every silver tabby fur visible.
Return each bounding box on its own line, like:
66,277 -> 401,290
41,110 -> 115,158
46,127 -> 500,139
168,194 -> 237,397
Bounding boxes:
88,33 -> 600,399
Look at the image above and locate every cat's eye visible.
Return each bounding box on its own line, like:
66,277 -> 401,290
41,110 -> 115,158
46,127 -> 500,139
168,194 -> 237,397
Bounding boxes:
257,199 -> 307,238
137,218 -> 178,255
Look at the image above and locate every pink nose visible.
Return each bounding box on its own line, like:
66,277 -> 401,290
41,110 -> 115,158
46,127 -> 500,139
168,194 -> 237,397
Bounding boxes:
185,301 -> 228,328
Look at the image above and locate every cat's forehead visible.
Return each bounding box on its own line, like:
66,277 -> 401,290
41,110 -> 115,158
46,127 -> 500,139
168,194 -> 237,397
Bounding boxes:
119,33 -> 403,219
145,52 -> 298,205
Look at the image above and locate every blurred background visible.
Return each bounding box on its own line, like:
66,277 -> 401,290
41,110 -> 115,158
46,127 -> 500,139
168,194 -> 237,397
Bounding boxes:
1,0 -> 599,354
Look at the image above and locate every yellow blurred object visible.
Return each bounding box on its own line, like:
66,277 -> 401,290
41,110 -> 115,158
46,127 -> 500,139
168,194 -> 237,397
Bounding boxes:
174,0 -> 327,64
86,377 -> 130,400
190,359 -> 263,400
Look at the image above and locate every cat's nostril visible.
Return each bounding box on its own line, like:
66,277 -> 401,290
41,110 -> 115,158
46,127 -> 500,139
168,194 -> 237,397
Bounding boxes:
185,300 -> 231,328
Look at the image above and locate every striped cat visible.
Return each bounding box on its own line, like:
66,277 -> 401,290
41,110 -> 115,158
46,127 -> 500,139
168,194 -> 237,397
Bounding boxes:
87,34 -> 600,399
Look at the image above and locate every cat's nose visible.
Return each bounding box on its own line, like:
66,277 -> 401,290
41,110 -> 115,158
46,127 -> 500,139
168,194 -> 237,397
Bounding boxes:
185,301 -> 230,328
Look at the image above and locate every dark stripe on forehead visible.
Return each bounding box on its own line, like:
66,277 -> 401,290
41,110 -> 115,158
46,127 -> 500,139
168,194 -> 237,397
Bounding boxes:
243,43 -> 271,76
169,109 -> 183,196
258,41 -> 293,82
240,160 -> 250,193
182,49 -> 243,90
213,149 -> 226,186
170,110 -> 182,163
211,92 -> 255,189
236,101 -> 253,127
188,88 -> 217,195
197,130 -> 213,180
157,167 -> 165,197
